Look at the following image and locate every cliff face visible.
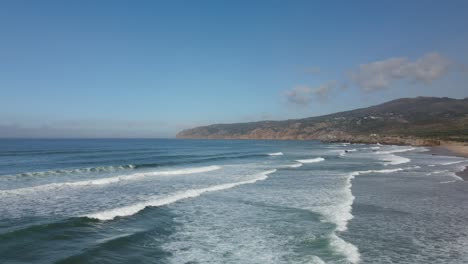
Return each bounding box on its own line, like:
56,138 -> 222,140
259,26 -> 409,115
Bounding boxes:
176,97 -> 468,145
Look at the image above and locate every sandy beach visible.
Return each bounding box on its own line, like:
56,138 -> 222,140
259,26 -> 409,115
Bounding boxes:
438,142 -> 468,158
428,142 -> 468,181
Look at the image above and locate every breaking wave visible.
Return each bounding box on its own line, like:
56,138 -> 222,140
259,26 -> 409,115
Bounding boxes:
85,169 -> 277,221
1,165 -> 222,195
441,160 -> 465,165
7,165 -> 136,178
375,147 -> 416,155
287,163 -> 303,168
296,157 -> 325,164
268,152 -> 283,156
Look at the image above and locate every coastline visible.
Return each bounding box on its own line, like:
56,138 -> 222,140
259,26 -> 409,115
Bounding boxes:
426,142 -> 468,181
456,167 -> 468,181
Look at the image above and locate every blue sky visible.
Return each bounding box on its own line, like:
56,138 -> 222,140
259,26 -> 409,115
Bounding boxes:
1,0 -> 468,137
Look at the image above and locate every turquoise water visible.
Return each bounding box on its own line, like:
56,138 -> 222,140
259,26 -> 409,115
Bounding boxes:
1,139 -> 467,263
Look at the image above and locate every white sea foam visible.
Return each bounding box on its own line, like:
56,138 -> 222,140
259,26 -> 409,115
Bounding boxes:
347,149 -> 357,152
440,180 -> 457,184
370,146 -> 380,150
296,157 -> 325,164
1,165 -> 222,195
375,147 -> 415,155
425,170 -> 463,181
379,154 -> 411,165
268,152 -> 283,156
355,168 -> 404,175
431,170 -> 450,174
329,233 -> 361,264
451,174 -> 463,181
85,169 -> 277,220
441,160 -> 465,165
287,163 -> 303,168
322,168 -> 402,232
10,164 -> 136,178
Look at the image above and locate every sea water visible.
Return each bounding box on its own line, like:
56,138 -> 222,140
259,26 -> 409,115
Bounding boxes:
0,139 -> 467,263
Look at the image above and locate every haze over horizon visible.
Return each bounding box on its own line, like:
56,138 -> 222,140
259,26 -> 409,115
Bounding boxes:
1,1 -> 468,138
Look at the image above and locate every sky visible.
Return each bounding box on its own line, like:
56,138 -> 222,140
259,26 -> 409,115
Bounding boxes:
1,0 -> 468,138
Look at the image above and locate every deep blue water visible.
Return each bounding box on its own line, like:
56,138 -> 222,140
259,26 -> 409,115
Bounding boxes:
1,139 -> 468,263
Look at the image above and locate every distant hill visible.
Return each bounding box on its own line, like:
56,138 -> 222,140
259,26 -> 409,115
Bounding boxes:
176,97 -> 468,145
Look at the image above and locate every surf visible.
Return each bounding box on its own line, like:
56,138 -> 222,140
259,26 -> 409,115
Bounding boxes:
6,164 -> 137,178
0,165 -> 222,195
296,157 -> 325,164
85,169 -> 277,221
268,152 -> 283,156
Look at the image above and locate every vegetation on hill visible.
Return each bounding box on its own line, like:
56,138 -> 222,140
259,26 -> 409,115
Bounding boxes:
177,97 -> 468,145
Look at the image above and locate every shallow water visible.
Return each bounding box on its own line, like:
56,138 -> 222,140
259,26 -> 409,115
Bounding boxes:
1,139 -> 467,263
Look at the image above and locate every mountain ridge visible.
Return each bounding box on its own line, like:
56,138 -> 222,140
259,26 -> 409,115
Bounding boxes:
176,97 -> 468,145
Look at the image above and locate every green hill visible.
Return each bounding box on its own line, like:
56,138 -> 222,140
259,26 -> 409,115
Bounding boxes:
177,97 -> 468,145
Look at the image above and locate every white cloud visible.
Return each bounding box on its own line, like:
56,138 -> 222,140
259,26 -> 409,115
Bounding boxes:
349,52 -> 453,91
285,81 -> 337,106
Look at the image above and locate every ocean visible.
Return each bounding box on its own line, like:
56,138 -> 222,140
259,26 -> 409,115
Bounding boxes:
1,139 -> 467,264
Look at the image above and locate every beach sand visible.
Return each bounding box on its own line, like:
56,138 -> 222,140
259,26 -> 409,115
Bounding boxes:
428,142 -> 468,158
427,142 -> 468,181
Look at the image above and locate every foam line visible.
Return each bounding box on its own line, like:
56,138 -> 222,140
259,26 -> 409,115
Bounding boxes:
85,169 -> 277,220
441,160 -> 465,165
296,157 -> 325,164
379,154 -> 411,165
268,152 -> 283,156
1,165 -> 222,195
324,167 -> 402,263
375,147 -> 415,155
7,165 -> 136,178
329,233 -> 361,264
287,163 -> 303,168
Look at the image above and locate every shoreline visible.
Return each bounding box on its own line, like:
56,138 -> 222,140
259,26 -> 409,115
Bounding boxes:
456,167 -> 468,181
425,143 -> 468,181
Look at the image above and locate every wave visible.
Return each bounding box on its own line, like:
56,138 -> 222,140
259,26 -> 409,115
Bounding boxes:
7,165 -> 136,178
321,168 -> 403,232
1,165 -> 222,195
321,166 -> 404,263
375,147 -> 415,155
329,233 -> 361,264
440,180 -> 457,184
428,170 -> 463,181
379,154 -> 411,165
268,152 -> 283,156
287,163 -> 303,168
441,160 -> 465,165
296,157 -> 325,164
85,169 -> 277,221
350,168 -> 403,177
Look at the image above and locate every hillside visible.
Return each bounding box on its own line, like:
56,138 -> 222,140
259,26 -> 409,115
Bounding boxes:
176,97 -> 468,145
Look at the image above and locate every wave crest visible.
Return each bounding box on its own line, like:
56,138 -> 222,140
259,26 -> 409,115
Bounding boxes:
85,169 -> 277,221
8,165 -> 136,178
296,157 -> 325,164
1,165 -> 222,195
268,152 -> 283,156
